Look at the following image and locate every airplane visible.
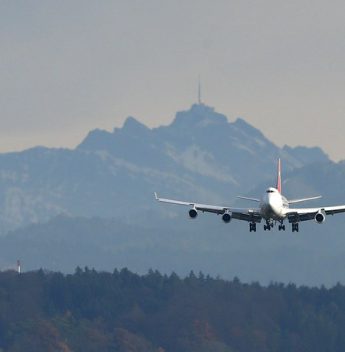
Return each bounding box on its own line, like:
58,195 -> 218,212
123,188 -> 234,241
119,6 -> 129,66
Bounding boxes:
154,159 -> 345,232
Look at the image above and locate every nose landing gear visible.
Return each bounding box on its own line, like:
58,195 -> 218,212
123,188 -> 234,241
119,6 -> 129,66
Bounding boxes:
249,222 -> 256,232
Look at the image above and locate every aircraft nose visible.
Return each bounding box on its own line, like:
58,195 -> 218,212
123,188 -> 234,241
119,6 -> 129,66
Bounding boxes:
268,195 -> 278,211
268,195 -> 282,216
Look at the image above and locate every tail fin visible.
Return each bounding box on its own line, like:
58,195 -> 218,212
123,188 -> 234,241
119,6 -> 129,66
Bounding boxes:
276,158 -> 282,194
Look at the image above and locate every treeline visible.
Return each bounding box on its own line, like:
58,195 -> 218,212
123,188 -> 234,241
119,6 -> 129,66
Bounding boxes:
1,268 -> 345,351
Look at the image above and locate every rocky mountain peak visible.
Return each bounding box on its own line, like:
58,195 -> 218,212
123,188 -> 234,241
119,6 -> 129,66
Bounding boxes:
170,104 -> 228,130
121,116 -> 150,134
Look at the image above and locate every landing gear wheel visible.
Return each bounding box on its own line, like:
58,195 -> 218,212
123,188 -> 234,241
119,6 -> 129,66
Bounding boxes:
264,221 -> 273,231
278,224 -> 286,231
249,223 -> 257,232
292,223 -> 299,232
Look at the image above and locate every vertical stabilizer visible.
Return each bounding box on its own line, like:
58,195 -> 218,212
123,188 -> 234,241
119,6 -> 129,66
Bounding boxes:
277,158 -> 282,194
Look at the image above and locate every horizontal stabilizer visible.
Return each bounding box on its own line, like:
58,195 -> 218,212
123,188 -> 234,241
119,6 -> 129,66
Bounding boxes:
288,196 -> 322,204
237,196 -> 260,202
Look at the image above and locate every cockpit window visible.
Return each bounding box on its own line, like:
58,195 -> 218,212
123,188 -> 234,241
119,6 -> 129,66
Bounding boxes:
266,189 -> 274,193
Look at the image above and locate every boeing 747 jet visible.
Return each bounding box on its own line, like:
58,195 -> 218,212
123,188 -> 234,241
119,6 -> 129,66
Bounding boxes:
155,159 -> 345,232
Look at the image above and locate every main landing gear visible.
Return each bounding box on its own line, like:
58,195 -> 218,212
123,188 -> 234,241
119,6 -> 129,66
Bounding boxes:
278,224 -> 286,231
264,220 -> 286,231
278,221 -> 285,231
264,220 -> 273,231
292,223 -> 299,232
250,220 -> 297,232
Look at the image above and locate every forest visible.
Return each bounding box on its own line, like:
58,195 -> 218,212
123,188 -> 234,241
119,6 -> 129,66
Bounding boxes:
0,268 -> 345,351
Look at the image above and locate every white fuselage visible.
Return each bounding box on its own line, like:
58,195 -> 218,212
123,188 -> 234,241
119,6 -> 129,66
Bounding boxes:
259,187 -> 289,220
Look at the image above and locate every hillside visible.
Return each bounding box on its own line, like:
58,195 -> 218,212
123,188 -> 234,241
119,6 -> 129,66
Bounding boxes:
1,269 -> 345,352
3,214 -> 345,286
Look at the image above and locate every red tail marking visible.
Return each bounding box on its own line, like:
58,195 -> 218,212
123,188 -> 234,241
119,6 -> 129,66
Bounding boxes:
277,158 -> 282,194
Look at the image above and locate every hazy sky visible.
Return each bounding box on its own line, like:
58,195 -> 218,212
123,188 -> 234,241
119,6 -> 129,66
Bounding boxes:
1,1 -> 345,160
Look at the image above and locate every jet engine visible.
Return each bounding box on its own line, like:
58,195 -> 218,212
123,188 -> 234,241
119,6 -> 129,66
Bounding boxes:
222,212 -> 232,223
315,209 -> 326,224
189,208 -> 198,219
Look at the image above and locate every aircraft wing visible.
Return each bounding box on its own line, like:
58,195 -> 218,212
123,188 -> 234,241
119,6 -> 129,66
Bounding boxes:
154,193 -> 262,223
285,205 -> 345,223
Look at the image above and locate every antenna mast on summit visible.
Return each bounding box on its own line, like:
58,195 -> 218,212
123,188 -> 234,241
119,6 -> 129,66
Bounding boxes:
198,76 -> 202,104
17,260 -> 21,274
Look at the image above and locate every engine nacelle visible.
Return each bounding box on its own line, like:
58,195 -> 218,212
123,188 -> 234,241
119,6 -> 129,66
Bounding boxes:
189,208 -> 198,219
222,212 -> 232,223
315,209 -> 326,224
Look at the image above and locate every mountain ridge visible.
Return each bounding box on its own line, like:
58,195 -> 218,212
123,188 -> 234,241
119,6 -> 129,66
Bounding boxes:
0,103 -> 334,234
0,104 -> 345,284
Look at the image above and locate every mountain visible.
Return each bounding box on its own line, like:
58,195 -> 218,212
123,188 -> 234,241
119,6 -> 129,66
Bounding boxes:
0,103 -> 330,233
1,103 -> 345,284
